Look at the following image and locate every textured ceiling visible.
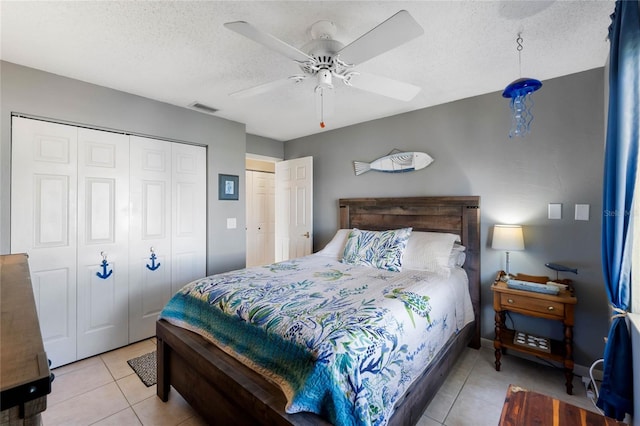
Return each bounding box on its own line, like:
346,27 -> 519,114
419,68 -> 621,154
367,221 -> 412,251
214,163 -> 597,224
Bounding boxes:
1,1 -> 615,141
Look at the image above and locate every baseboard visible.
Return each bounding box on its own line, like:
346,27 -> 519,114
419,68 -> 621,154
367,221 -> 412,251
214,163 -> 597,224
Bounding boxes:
480,337 -> 603,381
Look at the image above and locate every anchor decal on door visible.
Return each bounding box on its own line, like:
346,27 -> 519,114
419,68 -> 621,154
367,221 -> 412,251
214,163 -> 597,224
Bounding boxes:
146,247 -> 161,271
96,252 -> 113,280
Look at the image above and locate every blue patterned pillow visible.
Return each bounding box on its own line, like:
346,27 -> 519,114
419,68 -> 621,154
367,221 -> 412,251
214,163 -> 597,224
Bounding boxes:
341,228 -> 413,272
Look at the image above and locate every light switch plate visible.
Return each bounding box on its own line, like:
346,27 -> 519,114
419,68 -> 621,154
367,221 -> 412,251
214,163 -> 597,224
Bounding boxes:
575,204 -> 590,221
548,203 -> 562,220
227,218 -> 237,229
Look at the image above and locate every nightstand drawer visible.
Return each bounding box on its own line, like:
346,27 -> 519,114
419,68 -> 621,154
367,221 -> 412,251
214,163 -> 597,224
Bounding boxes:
500,293 -> 564,317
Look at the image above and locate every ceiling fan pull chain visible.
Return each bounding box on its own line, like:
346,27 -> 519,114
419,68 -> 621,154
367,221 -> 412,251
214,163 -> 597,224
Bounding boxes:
319,88 -> 326,128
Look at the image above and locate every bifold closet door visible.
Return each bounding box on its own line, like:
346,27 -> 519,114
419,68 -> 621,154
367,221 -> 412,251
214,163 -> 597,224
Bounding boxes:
128,138 -> 206,341
12,117 -> 207,364
76,128 -> 130,359
11,117 -> 79,367
170,142 -> 206,294
128,136 -> 173,342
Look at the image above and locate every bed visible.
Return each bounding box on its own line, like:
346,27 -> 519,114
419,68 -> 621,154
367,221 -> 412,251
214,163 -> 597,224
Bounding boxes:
156,196 -> 481,425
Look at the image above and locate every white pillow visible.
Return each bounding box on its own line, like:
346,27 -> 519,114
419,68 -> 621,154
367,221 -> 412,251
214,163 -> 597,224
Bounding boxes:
316,229 -> 351,259
449,243 -> 467,268
403,231 -> 460,274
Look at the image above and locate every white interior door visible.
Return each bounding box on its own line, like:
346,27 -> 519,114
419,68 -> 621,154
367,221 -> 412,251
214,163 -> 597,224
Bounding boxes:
76,128 -> 130,359
170,142 -> 206,293
275,156 -> 313,262
128,136 -> 173,342
246,170 -> 275,267
11,117 -> 79,367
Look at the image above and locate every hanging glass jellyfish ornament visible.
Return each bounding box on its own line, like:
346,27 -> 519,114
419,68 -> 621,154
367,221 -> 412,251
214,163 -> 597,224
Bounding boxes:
502,34 -> 542,138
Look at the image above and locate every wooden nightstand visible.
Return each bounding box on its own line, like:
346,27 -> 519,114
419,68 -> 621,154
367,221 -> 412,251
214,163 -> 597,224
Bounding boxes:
491,271 -> 577,394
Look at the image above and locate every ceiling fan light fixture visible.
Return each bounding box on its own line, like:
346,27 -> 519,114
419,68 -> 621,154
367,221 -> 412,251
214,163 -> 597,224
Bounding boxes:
316,69 -> 333,89
224,10 -> 424,126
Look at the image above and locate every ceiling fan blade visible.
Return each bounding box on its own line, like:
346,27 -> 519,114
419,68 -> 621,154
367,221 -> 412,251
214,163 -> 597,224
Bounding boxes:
346,72 -> 421,101
337,10 -> 424,66
230,75 -> 307,99
224,21 -> 315,63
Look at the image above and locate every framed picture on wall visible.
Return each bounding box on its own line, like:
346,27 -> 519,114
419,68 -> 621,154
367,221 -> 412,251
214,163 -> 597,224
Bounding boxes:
218,174 -> 239,200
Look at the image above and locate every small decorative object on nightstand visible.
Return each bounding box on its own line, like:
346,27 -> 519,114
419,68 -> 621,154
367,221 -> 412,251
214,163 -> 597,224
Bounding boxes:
491,271 -> 577,394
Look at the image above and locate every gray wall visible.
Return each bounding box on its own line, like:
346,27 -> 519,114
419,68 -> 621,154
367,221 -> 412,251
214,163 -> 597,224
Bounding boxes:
284,68 -> 607,367
1,61 -> 247,274
1,59 -> 608,367
247,133 -> 284,159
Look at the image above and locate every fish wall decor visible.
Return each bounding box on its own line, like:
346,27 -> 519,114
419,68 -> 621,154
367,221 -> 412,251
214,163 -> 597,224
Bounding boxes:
353,151 -> 434,175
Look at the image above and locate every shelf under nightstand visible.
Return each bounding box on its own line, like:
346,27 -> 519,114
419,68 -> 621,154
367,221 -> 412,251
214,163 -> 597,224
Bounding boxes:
491,271 -> 577,395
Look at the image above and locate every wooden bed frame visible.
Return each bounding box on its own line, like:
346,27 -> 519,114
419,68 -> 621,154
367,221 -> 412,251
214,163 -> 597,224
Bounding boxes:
157,196 -> 481,425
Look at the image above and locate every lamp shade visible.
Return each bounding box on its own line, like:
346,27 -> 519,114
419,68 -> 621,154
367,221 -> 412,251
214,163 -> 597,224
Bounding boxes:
492,225 -> 524,250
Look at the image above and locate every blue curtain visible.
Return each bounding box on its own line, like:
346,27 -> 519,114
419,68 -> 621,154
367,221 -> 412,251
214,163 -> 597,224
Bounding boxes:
598,0 -> 640,420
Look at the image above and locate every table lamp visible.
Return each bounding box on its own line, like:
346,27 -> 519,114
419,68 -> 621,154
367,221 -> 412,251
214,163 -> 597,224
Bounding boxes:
492,224 -> 524,280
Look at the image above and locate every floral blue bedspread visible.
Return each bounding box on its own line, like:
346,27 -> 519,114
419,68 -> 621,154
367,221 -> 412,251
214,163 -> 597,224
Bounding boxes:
159,254 -> 473,426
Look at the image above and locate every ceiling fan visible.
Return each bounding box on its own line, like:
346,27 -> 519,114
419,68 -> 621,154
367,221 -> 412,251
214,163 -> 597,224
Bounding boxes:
224,10 -> 424,128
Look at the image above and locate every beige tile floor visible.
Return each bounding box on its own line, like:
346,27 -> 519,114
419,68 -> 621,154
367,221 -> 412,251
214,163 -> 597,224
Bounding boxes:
43,339 -> 600,426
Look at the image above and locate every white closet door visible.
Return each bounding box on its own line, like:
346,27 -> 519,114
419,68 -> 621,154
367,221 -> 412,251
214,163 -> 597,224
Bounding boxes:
171,143 -> 206,293
76,128 -> 130,358
12,117 -> 207,361
246,171 -> 257,267
260,171 -> 276,265
11,117 -> 78,368
246,171 -> 275,267
129,136 -> 173,342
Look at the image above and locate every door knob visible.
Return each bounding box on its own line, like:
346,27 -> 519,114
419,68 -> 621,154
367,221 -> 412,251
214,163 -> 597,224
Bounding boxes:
302,232 -> 310,238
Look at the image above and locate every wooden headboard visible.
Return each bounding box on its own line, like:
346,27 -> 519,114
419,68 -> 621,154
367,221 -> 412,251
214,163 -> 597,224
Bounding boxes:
339,196 -> 481,348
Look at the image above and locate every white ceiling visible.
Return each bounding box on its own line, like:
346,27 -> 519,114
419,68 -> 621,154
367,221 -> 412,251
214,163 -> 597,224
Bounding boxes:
1,1 -> 615,141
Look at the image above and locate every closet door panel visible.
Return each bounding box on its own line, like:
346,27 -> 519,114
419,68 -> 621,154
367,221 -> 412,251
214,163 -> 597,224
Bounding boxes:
129,136 -> 172,342
76,128 -> 129,358
31,268 -> 72,344
171,143 -> 206,293
246,171 -> 257,267
11,117 -> 78,367
254,172 -> 275,266
246,171 -> 275,267
78,260 -> 125,330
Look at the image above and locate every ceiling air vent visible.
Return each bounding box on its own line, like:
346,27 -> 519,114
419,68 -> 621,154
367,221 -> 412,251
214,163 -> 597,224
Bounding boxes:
189,102 -> 219,114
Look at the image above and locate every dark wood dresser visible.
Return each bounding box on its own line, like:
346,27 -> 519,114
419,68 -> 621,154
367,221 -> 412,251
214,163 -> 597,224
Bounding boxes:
1,254 -> 51,426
